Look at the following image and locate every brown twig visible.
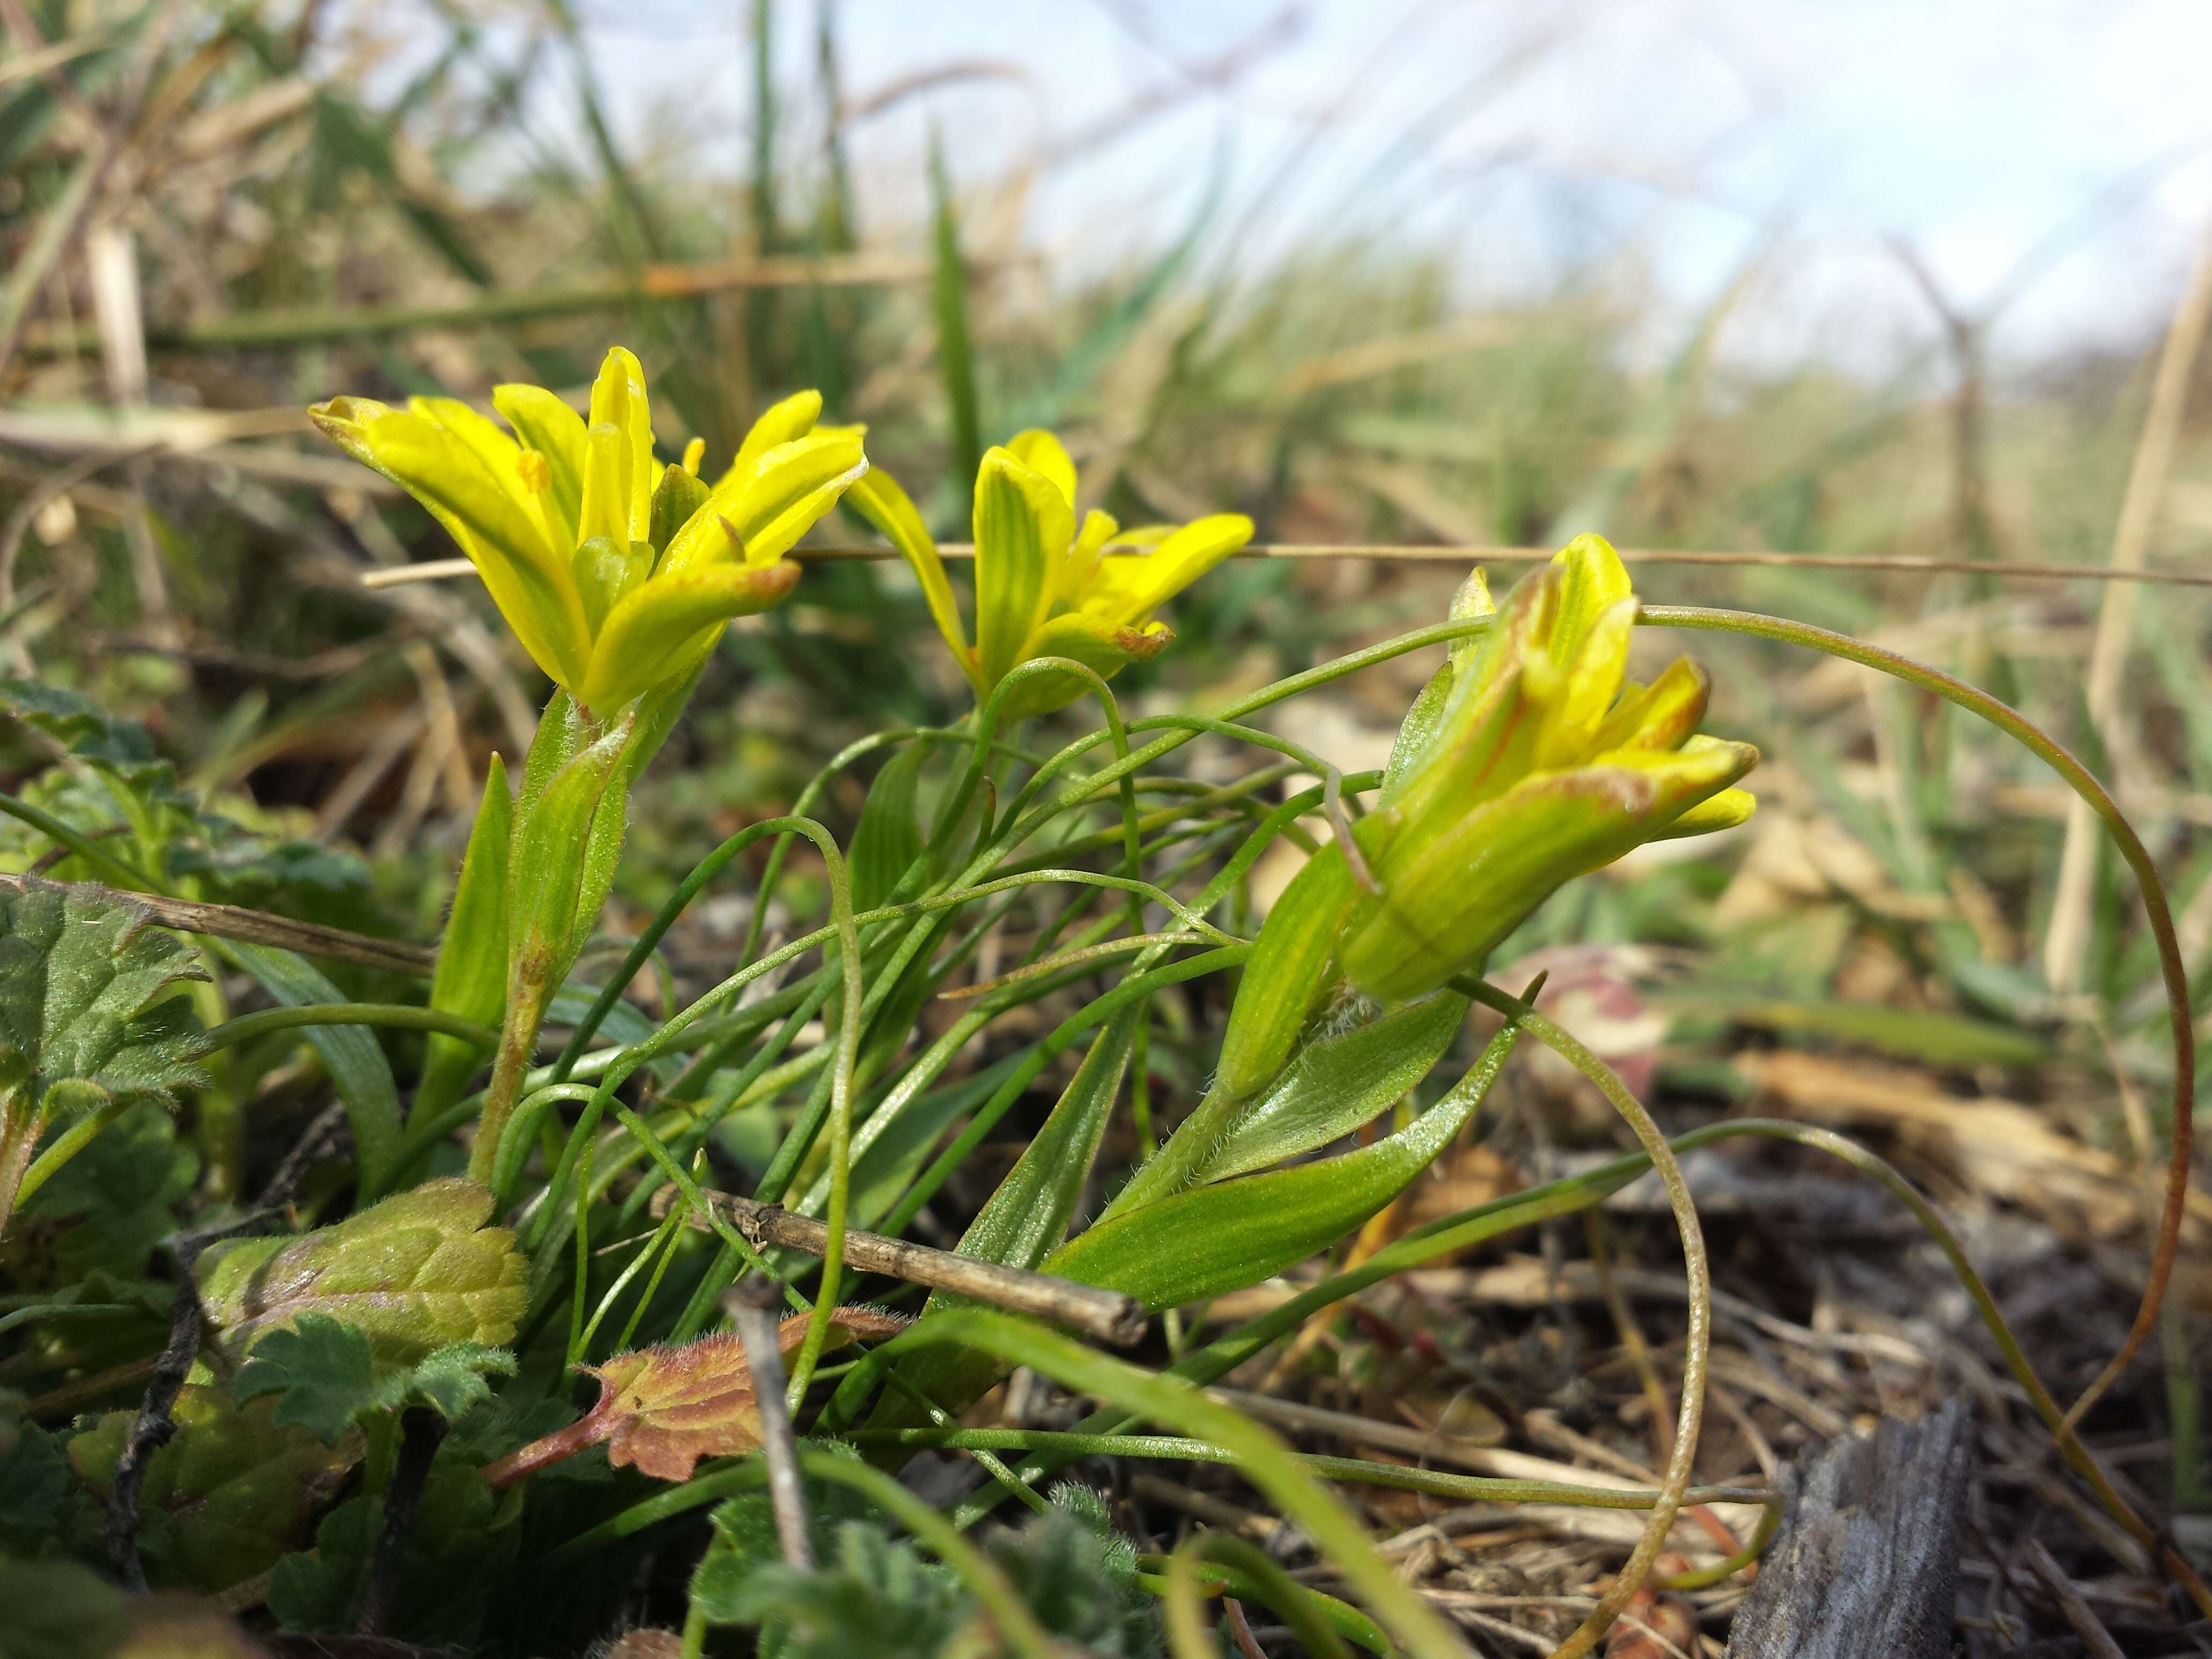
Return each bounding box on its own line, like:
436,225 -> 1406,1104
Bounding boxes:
0,871 -> 437,975
369,542 -> 2212,587
651,1184 -> 1147,1347
358,1408 -> 445,1637
723,1276 -> 813,1571
2020,1538 -> 2128,1659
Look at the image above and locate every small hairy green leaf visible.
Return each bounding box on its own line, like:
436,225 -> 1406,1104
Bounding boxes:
0,876 -> 208,1117
232,1314 -> 376,1442
197,1177 -> 526,1363
235,1314 -> 519,1442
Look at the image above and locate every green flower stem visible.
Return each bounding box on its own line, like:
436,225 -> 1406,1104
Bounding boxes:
12,1092 -> 131,1214
492,1085 -> 603,1207
775,817 -> 908,1401
1641,603 -> 2194,1429
1163,1534 -> 1354,1659
998,616 -> 1490,850
838,1429 -> 1769,1511
1140,1555 -> 1385,1658
578,1200 -> 689,1359
193,1003 -> 501,1056
1450,975 -> 1707,1659
470,976 -> 557,1188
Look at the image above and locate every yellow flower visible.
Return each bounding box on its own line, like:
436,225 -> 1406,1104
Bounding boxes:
311,347 -> 866,716
1335,534 -> 1758,1002
847,429 -> 1252,721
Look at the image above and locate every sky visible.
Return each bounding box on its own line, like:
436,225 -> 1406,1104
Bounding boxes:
554,0 -> 2212,375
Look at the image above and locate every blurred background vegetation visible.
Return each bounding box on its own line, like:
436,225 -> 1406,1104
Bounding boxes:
2,1 -> 2208,1354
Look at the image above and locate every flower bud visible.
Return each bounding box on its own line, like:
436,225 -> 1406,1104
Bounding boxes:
1336,534 -> 1757,1003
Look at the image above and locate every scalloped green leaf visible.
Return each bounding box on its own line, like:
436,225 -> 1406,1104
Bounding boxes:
0,876 -> 208,1115
196,1177 -> 526,1364
67,1385 -> 358,1592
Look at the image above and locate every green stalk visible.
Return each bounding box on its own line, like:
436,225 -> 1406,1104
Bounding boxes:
0,1090 -> 40,1246
1641,603 -> 2194,1428
193,1003 -> 500,1055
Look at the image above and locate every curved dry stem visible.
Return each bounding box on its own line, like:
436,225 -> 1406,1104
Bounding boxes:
1453,975 -> 1707,1659
1639,604 -> 2194,1428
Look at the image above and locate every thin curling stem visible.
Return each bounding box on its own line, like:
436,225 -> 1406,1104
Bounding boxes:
1453,974 -> 1708,1659
1640,603 -> 2193,1429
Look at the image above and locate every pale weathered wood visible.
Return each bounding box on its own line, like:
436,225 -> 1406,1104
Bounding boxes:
1725,1396 -> 1972,1658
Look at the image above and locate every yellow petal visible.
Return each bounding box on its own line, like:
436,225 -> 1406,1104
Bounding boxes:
661,428 -> 867,576
1059,509 -> 1120,606
1534,595 -> 1635,769
973,447 -> 1075,692
579,561 -> 801,713
1652,784 -> 1757,841
1547,532 -> 1633,665
1004,428 -> 1078,509
716,389 -> 824,489
996,612 -> 1171,721
848,465 -> 974,683
1082,513 -> 1251,626
578,421 -> 633,547
310,397 -> 590,690
1592,656 -> 1709,754
585,346 -> 655,543
491,384 -> 586,546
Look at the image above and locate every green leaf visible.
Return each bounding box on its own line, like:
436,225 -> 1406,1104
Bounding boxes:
0,679 -> 188,806
567,661 -> 700,970
1045,1012 -> 1523,1310
197,1177 -> 526,1364
1175,992 -> 1466,1188
952,1008 -> 1137,1275
417,755 -> 512,1122
1212,843 -> 1358,1101
0,1411 -> 72,1553
699,1520 -> 966,1657
0,876 -> 208,1118
234,1313 -> 519,1443
1666,995 -> 2047,1067
509,721 -> 629,1001
67,1385 -> 358,1592
398,1340 -> 517,1421
988,1486 -> 1157,1659
15,1102 -> 196,1284
218,940 -> 402,1200
847,741 -> 930,912
930,129 -> 982,527
233,1313 -> 374,1442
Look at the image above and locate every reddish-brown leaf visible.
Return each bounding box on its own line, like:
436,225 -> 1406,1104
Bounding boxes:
482,1307 -> 907,1488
